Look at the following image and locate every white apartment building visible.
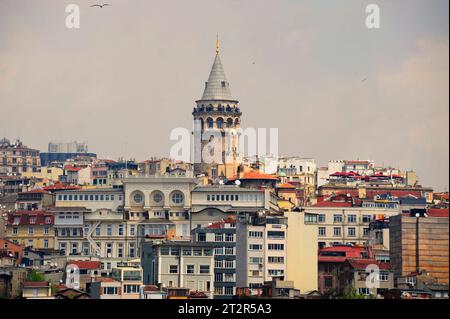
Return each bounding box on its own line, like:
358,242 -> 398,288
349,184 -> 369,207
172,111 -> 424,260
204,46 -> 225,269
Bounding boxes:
303,206 -> 400,248
191,185 -> 274,230
235,214 -> 288,293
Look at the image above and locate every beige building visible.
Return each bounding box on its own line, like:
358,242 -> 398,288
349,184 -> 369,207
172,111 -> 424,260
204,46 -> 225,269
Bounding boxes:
285,211 -> 318,293
0,138 -> 40,176
142,241 -> 215,297
303,206 -> 400,248
111,266 -> 143,299
21,166 -> 64,182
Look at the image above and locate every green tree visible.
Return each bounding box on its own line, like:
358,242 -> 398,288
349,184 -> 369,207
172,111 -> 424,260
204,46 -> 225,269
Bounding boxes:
26,270 -> 45,282
340,286 -> 366,299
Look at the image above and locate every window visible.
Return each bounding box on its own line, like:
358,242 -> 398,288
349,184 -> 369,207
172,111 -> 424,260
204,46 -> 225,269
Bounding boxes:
95,226 -> 101,236
124,285 -> 140,294
358,287 -> 370,295
333,214 -> 343,223
215,247 -> 224,255
224,287 -> 234,295
348,215 -> 357,223
268,269 -> 284,276
44,239 -> 49,248
28,227 -> 34,234
107,224 -> 112,236
169,265 -> 178,274
29,217 -> 36,224
197,233 -> 206,242
106,243 -> 113,256
249,257 -> 263,264
199,265 -> 210,274
348,227 -> 356,237
362,215 -> 371,223
268,256 -> 284,263
133,192 -> 143,204
71,243 -> 77,255
318,214 -> 326,223
130,225 -> 136,236
153,193 -> 163,203
379,271 -> 389,281
129,243 -> 136,257
249,244 -> 262,251
82,242 -> 89,256
103,287 -> 118,295
215,273 -> 223,282
45,217 -> 51,224
318,227 -> 326,237
224,260 -> 234,268
171,192 -> 184,204
224,247 -> 234,255
117,242 -> 123,258
12,227 -> 18,235
118,224 -> 124,236
268,243 -> 284,250
248,231 -> 263,238
363,228 -> 370,237
186,265 -> 195,274
215,233 -> 224,242
333,227 -> 341,237
268,231 -> 285,239
324,276 -> 333,288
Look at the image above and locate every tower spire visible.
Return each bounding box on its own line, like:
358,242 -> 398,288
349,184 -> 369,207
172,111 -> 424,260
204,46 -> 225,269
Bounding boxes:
216,33 -> 220,54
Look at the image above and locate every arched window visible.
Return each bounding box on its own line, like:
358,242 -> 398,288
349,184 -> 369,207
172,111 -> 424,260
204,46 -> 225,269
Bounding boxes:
207,117 -> 214,128
217,117 -> 224,129
171,191 -> 184,204
226,118 -> 233,128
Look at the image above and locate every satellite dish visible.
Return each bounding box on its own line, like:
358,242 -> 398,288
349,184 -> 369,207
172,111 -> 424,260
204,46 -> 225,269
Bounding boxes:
235,180 -> 241,186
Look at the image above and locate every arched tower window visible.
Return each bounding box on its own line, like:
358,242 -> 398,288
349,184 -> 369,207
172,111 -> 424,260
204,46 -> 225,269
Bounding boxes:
207,117 -> 214,128
226,118 -> 233,128
217,117 -> 224,129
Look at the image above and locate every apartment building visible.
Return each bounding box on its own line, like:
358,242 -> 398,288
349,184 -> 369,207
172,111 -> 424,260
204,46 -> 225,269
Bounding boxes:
303,206 -> 400,248
15,189 -> 54,211
192,218 -> 236,297
235,213 -> 288,294
111,266 -> 144,299
5,211 -> 55,249
390,212 -> 449,285
0,138 -> 40,176
284,211 -> 318,293
191,185 -> 276,230
141,241 -> 215,297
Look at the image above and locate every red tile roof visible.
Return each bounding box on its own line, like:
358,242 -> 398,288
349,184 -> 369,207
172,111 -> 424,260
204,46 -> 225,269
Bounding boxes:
43,183 -> 80,191
277,183 -> 296,189
206,217 -> 236,229
347,259 -> 391,270
7,211 -> 54,226
427,208 -> 449,218
228,171 -> 278,181
19,189 -> 49,195
67,260 -> 101,270
23,281 -> 50,287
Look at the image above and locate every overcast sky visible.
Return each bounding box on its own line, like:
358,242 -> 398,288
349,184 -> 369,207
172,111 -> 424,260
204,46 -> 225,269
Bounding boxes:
0,0 -> 448,190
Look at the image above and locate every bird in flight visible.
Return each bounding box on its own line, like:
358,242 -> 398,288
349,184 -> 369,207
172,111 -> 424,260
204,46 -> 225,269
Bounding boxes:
91,4 -> 111,8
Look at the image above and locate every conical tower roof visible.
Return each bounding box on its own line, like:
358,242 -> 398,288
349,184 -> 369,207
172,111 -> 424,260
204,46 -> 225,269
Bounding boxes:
200,51 -> 234,101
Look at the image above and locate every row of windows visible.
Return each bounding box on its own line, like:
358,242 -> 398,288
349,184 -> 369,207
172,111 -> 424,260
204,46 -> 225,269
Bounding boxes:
12,226 -> 50,235
215,260 -> 235,269
207,194 -> 239,201
169,264 -> 210,274
132,191 -> 184,205
57,194 -> 122,202
58,242 -> 136,258
317,214 -> 372,224
214,247 -> 235,255
160,247 -> 212,257
318,227 -> 370,237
